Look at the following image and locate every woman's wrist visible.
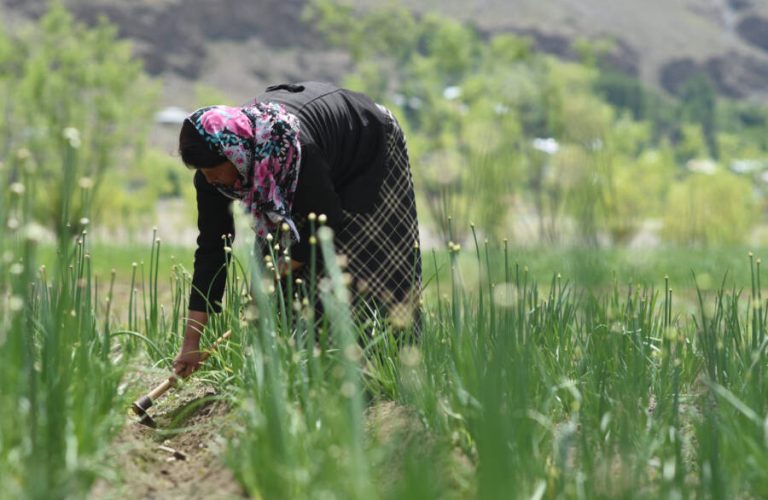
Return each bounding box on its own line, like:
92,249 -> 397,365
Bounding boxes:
183,309 -> 209,348
182,331 -> 201,348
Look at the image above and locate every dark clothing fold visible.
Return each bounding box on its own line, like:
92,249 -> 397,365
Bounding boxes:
251,81 -> 389,216
189,82 -> 420,324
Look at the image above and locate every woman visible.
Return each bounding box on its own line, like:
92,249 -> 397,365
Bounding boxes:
173,82 -> 422,377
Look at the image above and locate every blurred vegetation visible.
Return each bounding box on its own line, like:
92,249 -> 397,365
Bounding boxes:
0,2 -> 167,237
306,0 -> 768,247
6,4 -> 768,499
663,171 -> 756,246
0,0 -> 767,249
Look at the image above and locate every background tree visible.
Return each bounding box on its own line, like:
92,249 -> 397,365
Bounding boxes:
305,0 -> 767,247
0,2 -> 157,238
663,171 -> 755,245
679,73 -> 719,159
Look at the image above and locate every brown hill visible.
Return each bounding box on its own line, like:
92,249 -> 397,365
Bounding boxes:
3,0 -> 768,106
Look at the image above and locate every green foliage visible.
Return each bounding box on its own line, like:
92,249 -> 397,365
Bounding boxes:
595,68 -> 648,120
679,73 -> 719,159
220,231 -> 768,499
718,101 -> 768,153
306,0 -> 768,246
663,171 -> 756,245
0,105 -> 126,499
100,148 -> 196,232
0,2 -> 157,236
305,2 -> 547,241
676,123 -> 710,163
560,91 -> 614,146
307,0 -> 766,244
9,171 -> 768,500
419,14 -> 478,83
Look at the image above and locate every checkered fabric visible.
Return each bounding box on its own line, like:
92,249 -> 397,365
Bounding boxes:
334,106 -> 422,329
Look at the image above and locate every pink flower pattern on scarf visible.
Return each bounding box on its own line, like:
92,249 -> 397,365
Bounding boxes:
187,103 -> 302,240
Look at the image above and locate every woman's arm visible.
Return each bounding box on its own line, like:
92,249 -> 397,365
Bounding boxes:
189,170 -> 235,313
279,259 -> 304,275
173,309 -> 209,377
175,170 -> 234,377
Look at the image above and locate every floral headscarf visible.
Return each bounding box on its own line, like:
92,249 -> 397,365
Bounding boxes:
186,103 -> 302,241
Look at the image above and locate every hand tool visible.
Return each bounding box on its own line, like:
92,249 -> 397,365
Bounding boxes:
131,330 -> 232,427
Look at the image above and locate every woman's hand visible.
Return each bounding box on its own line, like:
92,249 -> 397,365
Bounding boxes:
278,258 -> 304,277
173,309 -> 209,378
173,342 -> 204,378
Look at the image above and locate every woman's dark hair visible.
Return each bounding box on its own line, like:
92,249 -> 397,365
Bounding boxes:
178,118 -> 227,169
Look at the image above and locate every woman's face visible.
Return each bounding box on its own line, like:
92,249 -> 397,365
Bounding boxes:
200,160 -> 239,188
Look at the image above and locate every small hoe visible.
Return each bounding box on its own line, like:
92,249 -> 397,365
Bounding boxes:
131,330 -> 232,427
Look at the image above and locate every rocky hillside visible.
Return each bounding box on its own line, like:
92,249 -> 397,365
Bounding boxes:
393,0 -> 768,101
3,0 -> 768,106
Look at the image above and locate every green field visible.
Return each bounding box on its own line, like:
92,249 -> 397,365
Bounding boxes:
4,230 -> 768,498
36,240 -> 768,314
5,2 -> 768,498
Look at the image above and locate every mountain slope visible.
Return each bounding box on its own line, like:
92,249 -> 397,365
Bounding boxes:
411,0 -> 768,99
2,0 -> 768,105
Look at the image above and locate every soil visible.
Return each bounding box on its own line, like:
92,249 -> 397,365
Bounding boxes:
90,367 -> 475,499
89,366 -> 245,500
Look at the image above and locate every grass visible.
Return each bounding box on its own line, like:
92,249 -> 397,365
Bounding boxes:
214,232 -> 768,498
35,240 -> 194,291
6,168 -> 768,498
1,206 -> 126,496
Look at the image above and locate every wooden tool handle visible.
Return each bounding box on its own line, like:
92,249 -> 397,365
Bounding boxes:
148,377 -> 175,400
199,329 -> 232,362
143,330 -> 233,401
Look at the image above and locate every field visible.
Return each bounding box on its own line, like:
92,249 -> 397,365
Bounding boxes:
5,1 -> 768,498
3,220 -> 768,499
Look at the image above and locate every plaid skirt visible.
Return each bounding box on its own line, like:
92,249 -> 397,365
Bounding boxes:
334,106 -> 422,330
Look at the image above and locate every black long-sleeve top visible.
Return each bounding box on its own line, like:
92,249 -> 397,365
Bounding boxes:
189,82 -> 389,313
